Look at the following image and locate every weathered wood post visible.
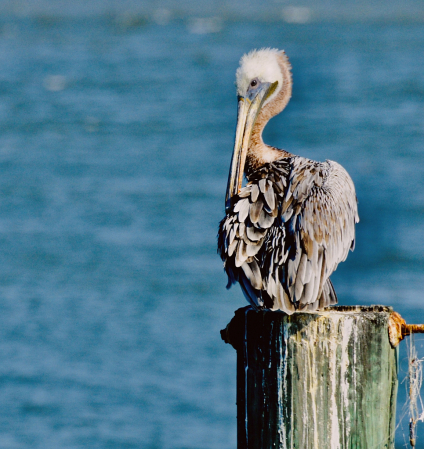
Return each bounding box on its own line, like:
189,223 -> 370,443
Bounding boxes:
221,305 -> 399,449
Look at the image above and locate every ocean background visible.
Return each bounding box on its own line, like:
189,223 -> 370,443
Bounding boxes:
0,1 -> 423,447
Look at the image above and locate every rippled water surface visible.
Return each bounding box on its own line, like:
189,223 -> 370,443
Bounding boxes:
0,11 -> 423,449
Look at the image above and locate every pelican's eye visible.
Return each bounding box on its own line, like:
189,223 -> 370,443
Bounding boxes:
250,79 -> 258,87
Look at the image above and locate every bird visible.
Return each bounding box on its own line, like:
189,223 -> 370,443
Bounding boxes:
218,48 -> 359,314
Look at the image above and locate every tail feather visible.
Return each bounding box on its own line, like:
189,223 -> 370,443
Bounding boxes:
318,278 -> 338,309
239,272 -> 263,310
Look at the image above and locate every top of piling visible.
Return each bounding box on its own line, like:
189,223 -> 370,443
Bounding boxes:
220,305 -> 396,350
324,305 -> 393,313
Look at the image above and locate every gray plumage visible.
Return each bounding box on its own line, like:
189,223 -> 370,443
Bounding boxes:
218,156 -> 359,314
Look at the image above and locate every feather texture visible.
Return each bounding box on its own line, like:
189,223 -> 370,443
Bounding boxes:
218,156 -> 359,314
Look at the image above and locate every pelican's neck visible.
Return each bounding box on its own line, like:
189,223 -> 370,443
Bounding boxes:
245,52 -> 293,173
246,141 -> 289,173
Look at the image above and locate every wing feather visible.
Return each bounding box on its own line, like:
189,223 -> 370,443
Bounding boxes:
249,198 -> 263,223
217,156 -> 359,313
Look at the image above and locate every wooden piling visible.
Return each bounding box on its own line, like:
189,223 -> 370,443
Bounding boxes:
221,305 -> 399,449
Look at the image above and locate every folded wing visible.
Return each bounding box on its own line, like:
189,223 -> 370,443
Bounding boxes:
218,157 -> 359,314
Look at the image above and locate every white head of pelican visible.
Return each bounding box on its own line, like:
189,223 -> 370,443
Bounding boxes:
218,48 -> 359,314
226,48 -> 292,206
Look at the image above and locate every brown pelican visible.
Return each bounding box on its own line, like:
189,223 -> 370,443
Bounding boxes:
218,48 -> 359,313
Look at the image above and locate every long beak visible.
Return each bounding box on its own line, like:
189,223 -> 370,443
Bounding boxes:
225,81 -> 278,210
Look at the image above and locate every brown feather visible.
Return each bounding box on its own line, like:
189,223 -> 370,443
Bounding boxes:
249,199 -> 263,223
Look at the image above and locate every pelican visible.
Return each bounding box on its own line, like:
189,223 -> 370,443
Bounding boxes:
218,48 -> 359,313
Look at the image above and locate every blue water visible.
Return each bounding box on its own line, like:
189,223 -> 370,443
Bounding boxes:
0,10 -> 423,449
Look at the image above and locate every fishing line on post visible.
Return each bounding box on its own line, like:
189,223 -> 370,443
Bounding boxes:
407,334 -> 424,447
